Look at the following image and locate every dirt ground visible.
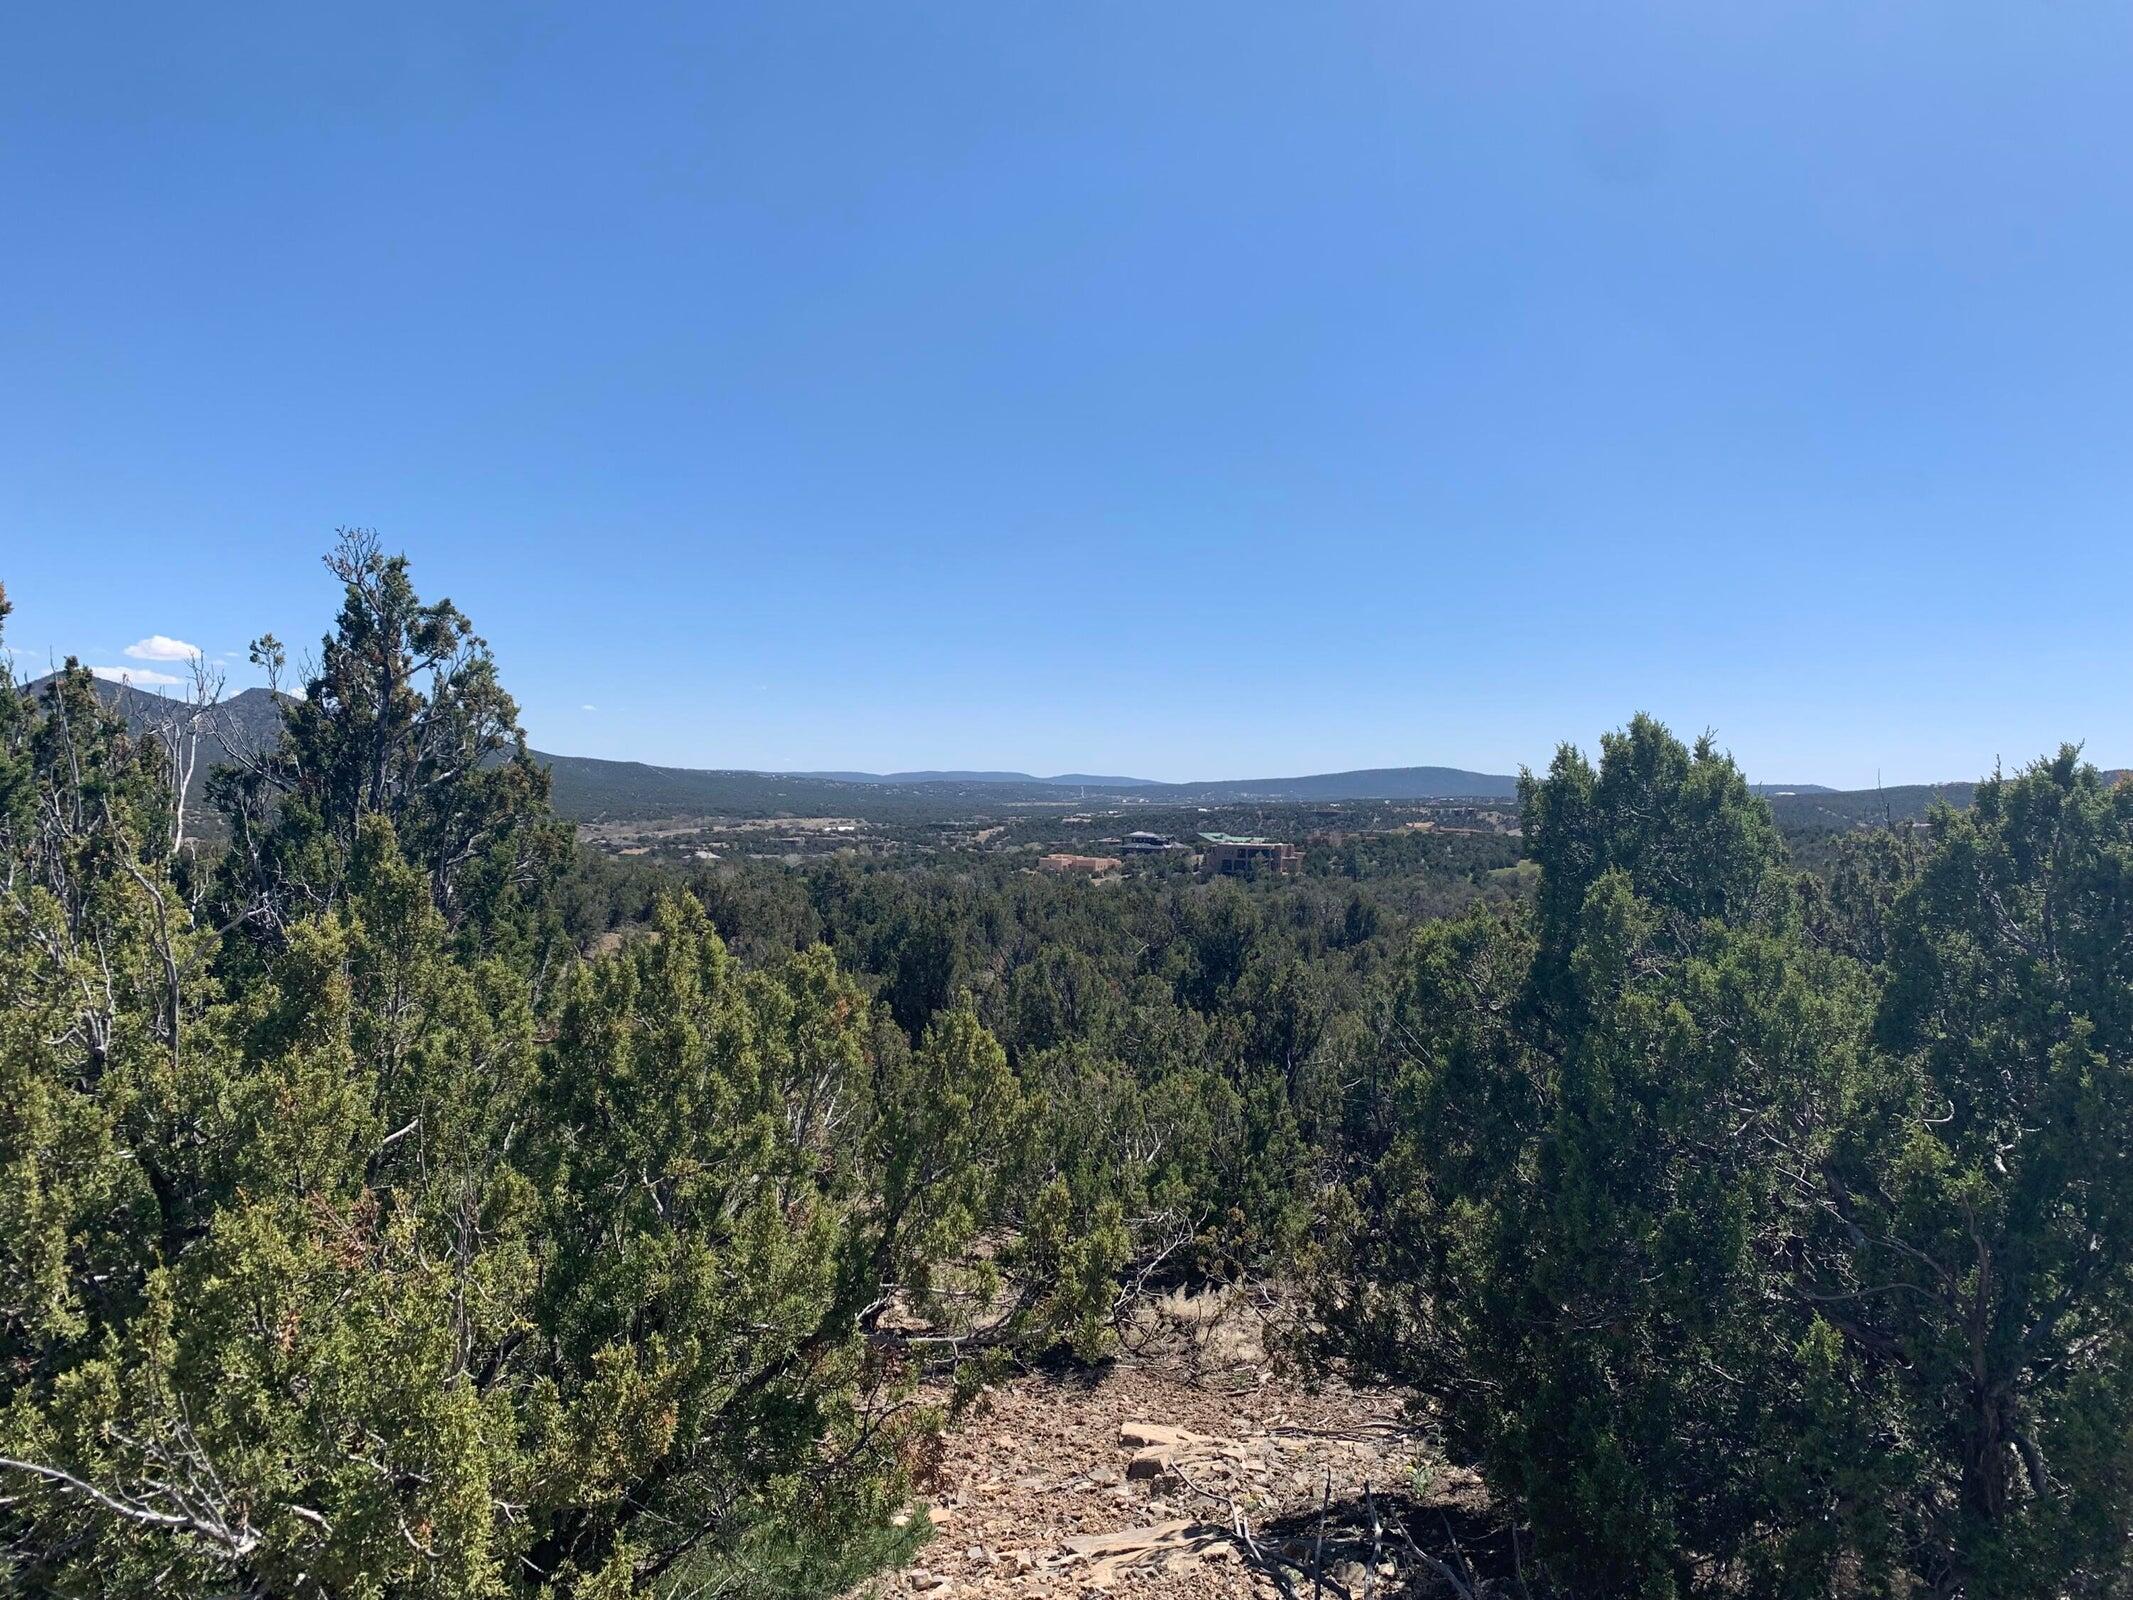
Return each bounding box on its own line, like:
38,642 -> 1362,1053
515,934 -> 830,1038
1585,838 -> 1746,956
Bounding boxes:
867,1291 -> 1502,1599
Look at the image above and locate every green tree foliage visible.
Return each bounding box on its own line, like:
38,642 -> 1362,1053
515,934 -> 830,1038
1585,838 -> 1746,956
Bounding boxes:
0,551 -> 1030,1597
14,533 -> 2133,1600
212,529 -> 570,967
1,627 -> 209,1376
729,860 -> 1369,1281
1801,753 -> 2133,1592
1321,719 -> 2133,1596
524,892 -> 933,1591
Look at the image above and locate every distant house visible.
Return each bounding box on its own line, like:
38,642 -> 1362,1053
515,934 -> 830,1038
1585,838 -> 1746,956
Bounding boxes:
1197,833 -> 1302,877
1039,853 -> 1123,876
1119,830 -> 1180,854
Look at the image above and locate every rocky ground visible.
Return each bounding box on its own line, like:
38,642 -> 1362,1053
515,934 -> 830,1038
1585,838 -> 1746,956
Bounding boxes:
869,1291 -> 1504,1599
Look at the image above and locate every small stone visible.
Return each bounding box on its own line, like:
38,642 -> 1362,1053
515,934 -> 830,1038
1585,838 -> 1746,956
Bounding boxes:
1125,1446 -> 1171,1481
1118,1422 -> 1189,1449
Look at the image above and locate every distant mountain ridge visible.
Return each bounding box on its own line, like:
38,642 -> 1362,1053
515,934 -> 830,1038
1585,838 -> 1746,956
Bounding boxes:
1148,765 -> 1521,802
794,770 -> 1161,788
24,673 -> 288,764
25,671 -> 2122,832
784,766 -> 1518,798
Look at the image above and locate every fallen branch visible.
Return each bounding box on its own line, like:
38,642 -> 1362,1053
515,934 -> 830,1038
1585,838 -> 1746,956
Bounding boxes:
1387,1505 -> 1478,1600
1163,1455 -> 1350,1600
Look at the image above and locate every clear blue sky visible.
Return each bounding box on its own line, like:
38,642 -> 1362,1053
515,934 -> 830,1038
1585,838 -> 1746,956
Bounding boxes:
4,3 -> 2129,787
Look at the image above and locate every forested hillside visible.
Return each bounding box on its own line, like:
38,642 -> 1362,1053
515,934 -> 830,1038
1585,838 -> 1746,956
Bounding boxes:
6,538 -> 2133,1597
54,673 -> 2055,842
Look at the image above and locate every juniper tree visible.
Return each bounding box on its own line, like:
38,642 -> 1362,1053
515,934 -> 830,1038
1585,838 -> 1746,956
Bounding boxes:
1795,753 -> 2133,1594
1321,723 -> 2133,1596
212,529 -> 569,965
0,547 -> 1030,1597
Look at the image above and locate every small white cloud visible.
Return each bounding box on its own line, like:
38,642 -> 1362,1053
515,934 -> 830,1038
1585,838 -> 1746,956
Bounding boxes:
89,665 -> 183,687
581,704 -> 598,712
124,635 -> 202,662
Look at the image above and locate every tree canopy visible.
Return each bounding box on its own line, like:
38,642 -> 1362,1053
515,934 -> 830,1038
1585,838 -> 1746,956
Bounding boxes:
1319,721 -> 2133,1596
6,549 -> 2133,1597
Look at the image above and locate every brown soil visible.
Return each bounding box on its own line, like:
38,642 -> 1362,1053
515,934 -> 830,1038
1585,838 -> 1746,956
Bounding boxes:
868,1291 -> 1497,1599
